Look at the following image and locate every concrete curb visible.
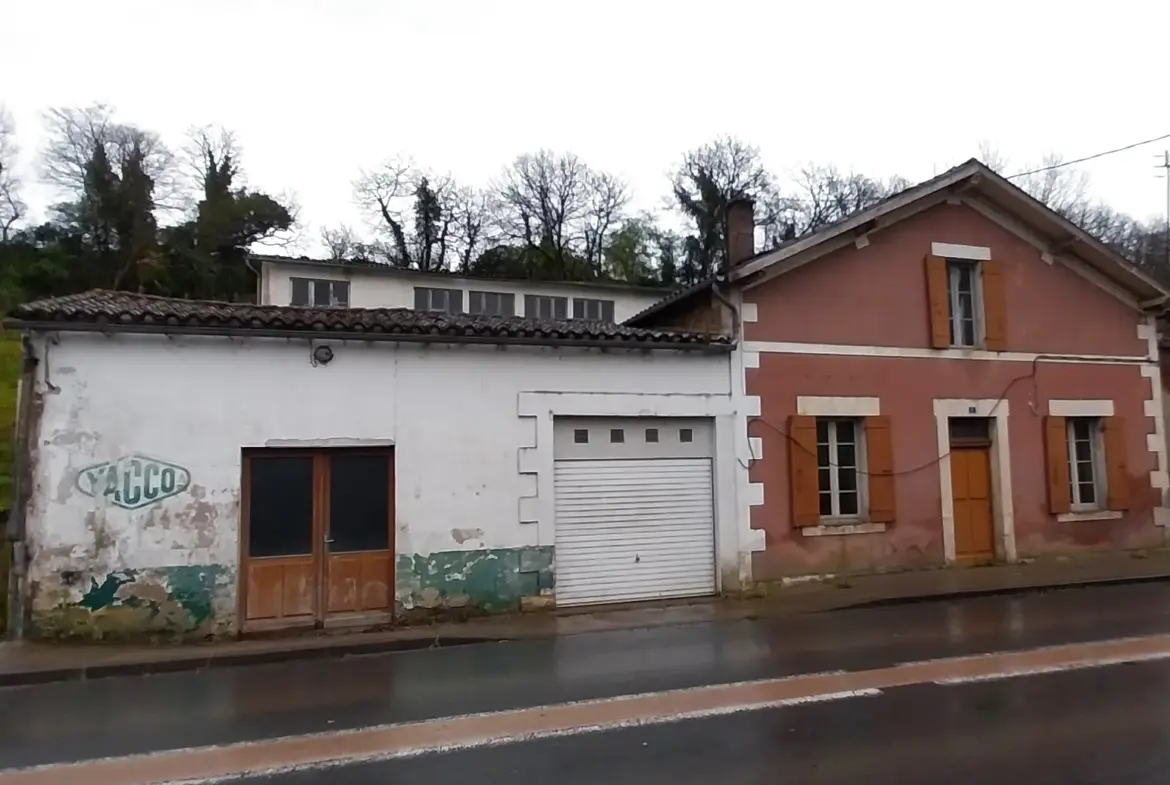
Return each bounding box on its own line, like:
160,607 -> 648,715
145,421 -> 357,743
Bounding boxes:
0,635 -> 511,687
4,572 -> 1170,687
831,572 -> 1170,611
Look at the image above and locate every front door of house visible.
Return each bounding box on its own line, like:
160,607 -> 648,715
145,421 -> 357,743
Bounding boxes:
241,448 -> 395,631
951,447 -> 995,564
949,418 -> 995,564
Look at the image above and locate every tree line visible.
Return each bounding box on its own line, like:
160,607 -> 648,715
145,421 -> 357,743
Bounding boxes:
1,103 -> 1168,311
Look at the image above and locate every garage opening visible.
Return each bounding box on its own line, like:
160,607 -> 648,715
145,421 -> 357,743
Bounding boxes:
553,417 -> 716,607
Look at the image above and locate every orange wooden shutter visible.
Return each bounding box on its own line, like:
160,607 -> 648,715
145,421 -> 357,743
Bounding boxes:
1044,416 -> 1071,514
925,254 -> 950,349
788,415 -> 820,528
981,260 -> 1007,351
865,415 -> 896,523
1103,416 -> 1130,511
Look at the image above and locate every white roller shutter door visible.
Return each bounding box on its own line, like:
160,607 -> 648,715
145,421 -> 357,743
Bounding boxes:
554,457 -> 716,606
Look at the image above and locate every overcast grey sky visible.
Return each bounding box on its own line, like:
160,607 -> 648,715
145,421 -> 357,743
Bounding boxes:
4,0 -> 1170,249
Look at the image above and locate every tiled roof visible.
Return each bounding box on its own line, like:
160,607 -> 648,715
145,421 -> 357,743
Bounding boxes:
7,290 -> 730,349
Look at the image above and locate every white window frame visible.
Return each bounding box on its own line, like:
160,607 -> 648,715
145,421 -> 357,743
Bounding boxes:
572,297 -> 616,321
945,259 -> 982,348
469,290 -> 515,317
816,417 -> 866,521
524,294 -> 568,320
1066,417 -> 1107,511
290,277 -> 350,307
414,286 -> 464,314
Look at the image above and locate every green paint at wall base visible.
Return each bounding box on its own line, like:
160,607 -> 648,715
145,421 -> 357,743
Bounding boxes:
396,546 -> 554,614
33,564 -> 234,642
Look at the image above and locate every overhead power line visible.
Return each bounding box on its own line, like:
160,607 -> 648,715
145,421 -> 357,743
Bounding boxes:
1007,132 -> 1170,179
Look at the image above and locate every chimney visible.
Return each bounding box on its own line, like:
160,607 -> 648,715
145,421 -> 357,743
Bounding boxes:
725,197 -> 756,268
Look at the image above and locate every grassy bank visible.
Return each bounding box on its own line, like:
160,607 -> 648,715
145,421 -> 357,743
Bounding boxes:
0,328 -> 19,633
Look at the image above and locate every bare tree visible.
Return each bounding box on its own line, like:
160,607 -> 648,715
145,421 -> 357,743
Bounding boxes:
492,150 -> 626,279
0,105 -> 25,242
40,104 -> 180,211
449,186 -> 491,272
354,156 -> 416,266
581,170 -> 629,268
777,165 -> 909,239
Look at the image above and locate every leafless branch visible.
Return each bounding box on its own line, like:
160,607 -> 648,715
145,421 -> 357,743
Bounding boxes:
0,105 -> 26,242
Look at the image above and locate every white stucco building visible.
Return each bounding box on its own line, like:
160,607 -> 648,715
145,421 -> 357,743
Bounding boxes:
4,290 -> 757,640
255,255 -> 670,323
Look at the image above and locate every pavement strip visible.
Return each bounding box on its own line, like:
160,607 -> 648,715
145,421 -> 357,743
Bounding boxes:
5,632 -> 1170,785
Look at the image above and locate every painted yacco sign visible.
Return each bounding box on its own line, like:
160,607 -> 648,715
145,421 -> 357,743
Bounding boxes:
76,454 -> 192,510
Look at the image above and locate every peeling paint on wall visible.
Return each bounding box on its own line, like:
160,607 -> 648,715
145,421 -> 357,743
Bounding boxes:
32,564 -> 234,641
396,546 -> 554,613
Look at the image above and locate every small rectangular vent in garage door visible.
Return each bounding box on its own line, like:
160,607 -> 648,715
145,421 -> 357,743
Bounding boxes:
554,457 -> 716,606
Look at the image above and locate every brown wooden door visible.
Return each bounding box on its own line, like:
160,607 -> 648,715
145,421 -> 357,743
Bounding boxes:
241,449 -> 394,632
242,453 -> 319,629
324,453 -> 394,618
951,447 -> 995,564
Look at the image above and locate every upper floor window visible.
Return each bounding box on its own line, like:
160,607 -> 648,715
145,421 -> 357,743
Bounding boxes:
525,294 -> 568,320
469,290 -> 516,317
928,251 -> 1005,351
816,418 -> 864,519
572,297 -> 616,322
414,287 -> 463,314
291,278 -> 350,308
1067,417 -> 1105,510
946,260 -> 981,347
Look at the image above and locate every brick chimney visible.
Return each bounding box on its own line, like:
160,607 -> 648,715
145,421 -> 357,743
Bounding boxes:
725,197 -> 756,268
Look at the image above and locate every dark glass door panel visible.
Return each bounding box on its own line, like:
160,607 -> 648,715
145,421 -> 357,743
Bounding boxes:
248,456 -> 314,558
328,454 -> 391,552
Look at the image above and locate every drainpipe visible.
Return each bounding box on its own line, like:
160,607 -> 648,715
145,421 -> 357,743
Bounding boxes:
245,255 -> 262,304
6,335 -> 39,641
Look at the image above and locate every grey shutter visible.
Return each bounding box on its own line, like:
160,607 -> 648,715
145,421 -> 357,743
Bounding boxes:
601,300 -> 615,322
525,295 -> 538,318
414,288 -> 430,310
334,281 -> 350,307
449,289 -> 464,313
554,297 -> 568,320
500,293 -> 516,316
573,298 -> 585,319
291,278 -> 310,306
469,291 -> 485,314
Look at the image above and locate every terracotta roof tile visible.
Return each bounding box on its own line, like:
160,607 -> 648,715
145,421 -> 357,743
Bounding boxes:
7,290 -> 730,349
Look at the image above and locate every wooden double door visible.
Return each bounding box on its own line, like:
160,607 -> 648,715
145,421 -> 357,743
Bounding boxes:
241,448 -> 395,631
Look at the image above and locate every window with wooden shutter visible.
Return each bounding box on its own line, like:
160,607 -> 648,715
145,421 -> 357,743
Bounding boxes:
1103,416 -> 1130,511
1044,416 -> 1072,514
981,260 -> 1007,351
925,255 -> 950,349
788,415 -> 820,527
865,415 -> 895,523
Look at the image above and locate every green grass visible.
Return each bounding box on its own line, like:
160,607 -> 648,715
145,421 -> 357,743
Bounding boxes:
0,327 -> 18,632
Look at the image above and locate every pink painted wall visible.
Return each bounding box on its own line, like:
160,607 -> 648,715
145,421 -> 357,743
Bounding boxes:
747,355 -> 1160,579
744,202 -> 1146,358
740,202 -> 1159,579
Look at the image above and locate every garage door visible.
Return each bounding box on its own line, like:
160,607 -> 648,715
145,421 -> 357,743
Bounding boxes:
553,418 -> 716,607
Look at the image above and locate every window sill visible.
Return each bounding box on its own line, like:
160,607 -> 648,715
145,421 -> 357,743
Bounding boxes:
1056,510 -> 1122,523
802,521 -> 888,537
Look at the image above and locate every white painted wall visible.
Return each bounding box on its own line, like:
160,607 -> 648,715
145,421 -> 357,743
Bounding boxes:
24,332 -> 744,630
260,261 -> 667,323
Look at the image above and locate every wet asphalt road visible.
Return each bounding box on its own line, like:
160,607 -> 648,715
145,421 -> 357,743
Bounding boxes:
4,582 -> 1170,770
251,657 -> 1170,785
